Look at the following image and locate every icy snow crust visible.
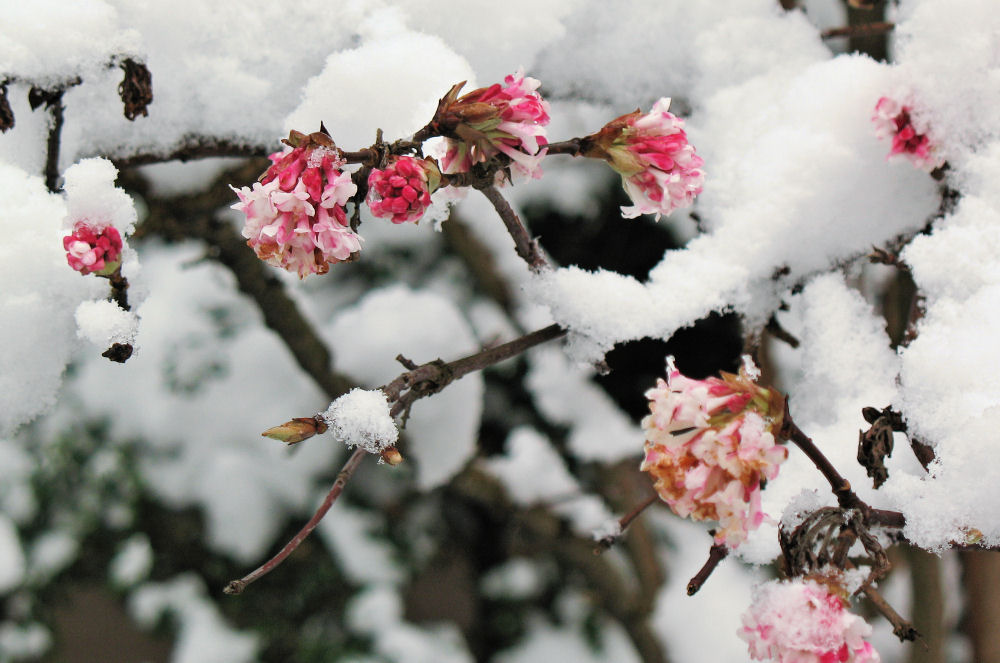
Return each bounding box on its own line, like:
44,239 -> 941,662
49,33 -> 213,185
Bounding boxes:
1,0 -> 999,661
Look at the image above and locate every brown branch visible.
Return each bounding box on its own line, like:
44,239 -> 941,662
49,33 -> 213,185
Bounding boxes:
860,582 -> 919,642
382,324 -> 565,422
224,447 -> 367,595
595,493 -> 658,552
687,542 -> 729,595
780,413 -> 866,512
821,21 -> 894,40
29,84 -> 78,192
111,137 -> 272,168
477,185 -> 550,272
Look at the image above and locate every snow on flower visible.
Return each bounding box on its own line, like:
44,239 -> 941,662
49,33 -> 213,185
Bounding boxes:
583,97 -> 705,220
437,68 -> 550,180
231,130 -> 362,278
63,220 -> 123,276
740,578 -> 880,663
366,156 -> 441,224
640,357 -> 786,547
872,96 -> 943,172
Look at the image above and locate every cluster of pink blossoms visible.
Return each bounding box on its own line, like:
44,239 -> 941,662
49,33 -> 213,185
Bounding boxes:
584,97 -> 705,220
231,131 -> 362,278
63,220 -> 123,276
640,358 -> 787,547
437,68 -> 550,179
740,578 -> 880,663
366,156 -> 441,224
872,96 -> 943,172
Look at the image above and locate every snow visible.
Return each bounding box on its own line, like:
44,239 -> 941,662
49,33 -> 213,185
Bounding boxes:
75,299 -> 138,347
0,514 -> 25,593
323,388 -> 399,455
323,285 -> 483,490
109,534 -> 153,587
1,1 -> 999,661
130,574 -> 259,663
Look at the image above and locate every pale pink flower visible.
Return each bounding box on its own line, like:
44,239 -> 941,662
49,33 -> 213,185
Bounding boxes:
367,156 -> 441,224
740,579 -> 880,663
872,96 -> 943,172
231,131 -> 361,278
640,357 -> 786,547
437,68 -> 550,180
583,98 -> 704,220
63,220 -> 123,276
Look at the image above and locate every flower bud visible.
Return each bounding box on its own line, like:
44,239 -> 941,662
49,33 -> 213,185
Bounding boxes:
367,156 -> 441,224
261,417 -> 328,445
583,98 -> 704,220
63,220 -> 123,276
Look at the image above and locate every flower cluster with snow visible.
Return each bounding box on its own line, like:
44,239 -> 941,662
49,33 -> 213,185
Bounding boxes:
63,220 -> 123,276
231,130 -> 362,278
872,96 -> 943,172
366,156 -> 441,224
583,97 -> 705,219
640,358 -> 787,547
740,578 -> 879,663
436,68 -> 551,179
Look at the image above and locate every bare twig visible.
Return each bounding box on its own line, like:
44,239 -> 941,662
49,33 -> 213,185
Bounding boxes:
687,543 -> 729,595
821,21 -> 894,40
29,83 -> 79,192
478,185 -> 550,272
383,323 -> 566,421
224,447 -> 367,595
595,493 -> 658,552
780,413 -> 866,512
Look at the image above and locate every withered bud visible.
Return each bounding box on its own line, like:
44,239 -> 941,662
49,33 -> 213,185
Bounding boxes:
262,416 -> 328,445
119,58 -> 153,120
379,446 -> 404,466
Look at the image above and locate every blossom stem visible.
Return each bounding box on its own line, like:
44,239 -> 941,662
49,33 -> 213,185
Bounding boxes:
595,493 -> 659,553
224,447 -> 367,595
478,185 -> 550,272
686,542 -> 728,595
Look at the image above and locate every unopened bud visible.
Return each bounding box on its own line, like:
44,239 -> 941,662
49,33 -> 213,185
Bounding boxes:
261,416 -> 328,445
379,446 -> 403,466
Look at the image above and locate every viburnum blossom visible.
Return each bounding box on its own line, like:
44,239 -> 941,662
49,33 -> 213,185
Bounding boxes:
231,130 -> 361,278
740,578 -> 880,663
583,97 -> 705,220
436,68 -> 550,179
872,96 -> 943,172
366,156 -> 441,224
640,357 -> 787,547
63,220 -> 123,276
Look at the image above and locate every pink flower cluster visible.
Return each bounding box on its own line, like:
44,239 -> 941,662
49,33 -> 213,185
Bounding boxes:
63,220 -> 123,276
640,358 -> 786,547
439,68 -> 550,179
740,579 -> 880,663
367,156 -> 440,224
585,98 -> 704,220
231,132 -> 361,278
872,96 -> 942,172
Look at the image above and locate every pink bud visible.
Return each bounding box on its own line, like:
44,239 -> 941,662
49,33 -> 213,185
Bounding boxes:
63,221 -> 123,276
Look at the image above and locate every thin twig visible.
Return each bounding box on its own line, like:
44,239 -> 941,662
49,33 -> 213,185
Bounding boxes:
780,414 -> 866,512
821,21 -> 894,40
224,447 -> 367,595
861,582 -> 920,642
595,493 -> 658,552
382,323 -> 566,420
477,185 -> 550,272
687,543 -> 729,595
